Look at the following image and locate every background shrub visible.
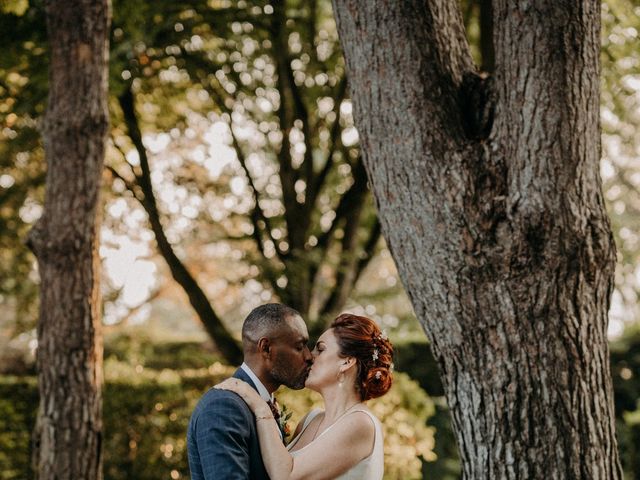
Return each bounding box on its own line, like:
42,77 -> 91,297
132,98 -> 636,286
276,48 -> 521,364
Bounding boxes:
0,376 -> 37,480
1,358 -> 436,479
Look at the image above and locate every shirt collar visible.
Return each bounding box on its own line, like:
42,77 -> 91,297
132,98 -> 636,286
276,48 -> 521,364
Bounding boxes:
240,362 -> 274,403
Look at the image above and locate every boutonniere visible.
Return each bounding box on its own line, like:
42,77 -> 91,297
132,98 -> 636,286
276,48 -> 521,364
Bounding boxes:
277,403 -> 293,440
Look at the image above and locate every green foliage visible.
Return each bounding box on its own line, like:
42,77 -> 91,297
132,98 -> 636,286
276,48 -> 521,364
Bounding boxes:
104,331 -> 223,370
0,0 -> 28,15
601,0 -> 640,321
394,340 -> 461,479
101,361 -> 228,480
0,363 -> 235,480
0,0 -> 380,343
0,376 -> 37,480
394,339 -> 444,397
0,347 -> 437,480
611,323 -> 640,477
617,412 -> 640,480
423,399 -> 461,480
0,0 -> 47,334
370,374 -> 437,479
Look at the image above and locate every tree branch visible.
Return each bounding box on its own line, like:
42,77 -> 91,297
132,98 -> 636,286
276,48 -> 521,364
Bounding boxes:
173,49 -> 291,293
319,193 -> 365,317
333,0 -> 476,151
103,287 -> 163,332
308,158 -> 369,309
314,158 -> 368,254
354,218 -> 381,286
228,122 -> 286,262
308,76 -> 348,208
271,0 -> 314,194
307,0 -> 318,63
117,84 -> 242,364
163,49 -> 290,277
271,0 -> 307,250
104,165 -> 140,199
109,135 -> 142,180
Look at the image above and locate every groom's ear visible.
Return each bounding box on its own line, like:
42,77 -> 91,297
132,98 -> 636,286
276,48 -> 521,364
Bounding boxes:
257,337 -> 271,358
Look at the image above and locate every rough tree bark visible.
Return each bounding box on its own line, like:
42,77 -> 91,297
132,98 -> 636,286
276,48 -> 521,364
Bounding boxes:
333,1 -> 621,478
27,0 -> 111,478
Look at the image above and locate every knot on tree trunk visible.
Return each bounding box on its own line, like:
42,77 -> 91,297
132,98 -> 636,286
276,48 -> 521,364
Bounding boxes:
27,220 -> 93,264
458,71 -> 495,141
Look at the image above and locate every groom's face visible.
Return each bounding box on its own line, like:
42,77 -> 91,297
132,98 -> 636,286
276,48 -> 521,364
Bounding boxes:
268,314 -> 312,390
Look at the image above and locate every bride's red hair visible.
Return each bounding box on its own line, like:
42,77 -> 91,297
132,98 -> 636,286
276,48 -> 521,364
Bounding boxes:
331,313 -> 394,401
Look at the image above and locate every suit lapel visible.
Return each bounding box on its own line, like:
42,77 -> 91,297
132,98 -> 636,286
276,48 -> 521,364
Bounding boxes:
230,369 -> 270,479
233,368 -> 259,393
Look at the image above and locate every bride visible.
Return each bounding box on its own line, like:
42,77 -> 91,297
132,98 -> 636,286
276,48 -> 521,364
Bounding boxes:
216,313 -> 394,480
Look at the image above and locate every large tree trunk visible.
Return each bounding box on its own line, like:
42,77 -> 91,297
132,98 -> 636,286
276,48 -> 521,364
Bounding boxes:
333,1 -> 621,478
27,0 -> 111,478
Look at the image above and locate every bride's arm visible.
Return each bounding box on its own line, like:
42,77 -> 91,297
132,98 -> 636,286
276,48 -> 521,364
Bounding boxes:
286,411 -> 375,480
215,380 -> 375,480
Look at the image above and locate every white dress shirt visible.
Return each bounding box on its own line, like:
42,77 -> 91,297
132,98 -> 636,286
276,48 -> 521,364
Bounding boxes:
240,362 -> 275,403
240,362 -> 282,439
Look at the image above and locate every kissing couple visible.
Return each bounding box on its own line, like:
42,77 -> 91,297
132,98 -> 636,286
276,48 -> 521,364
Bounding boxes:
187,303 -> 394,479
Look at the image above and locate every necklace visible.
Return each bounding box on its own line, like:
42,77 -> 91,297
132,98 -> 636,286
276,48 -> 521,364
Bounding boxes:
309,402 -> 362,442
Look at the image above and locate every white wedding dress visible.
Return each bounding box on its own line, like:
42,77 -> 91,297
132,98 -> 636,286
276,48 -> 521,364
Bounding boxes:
287,408 -> 384,480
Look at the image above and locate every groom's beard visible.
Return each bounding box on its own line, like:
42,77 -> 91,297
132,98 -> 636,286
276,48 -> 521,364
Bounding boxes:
271,362 -> 310,390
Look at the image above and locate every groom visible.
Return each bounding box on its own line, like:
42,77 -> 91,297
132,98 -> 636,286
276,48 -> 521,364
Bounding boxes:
187,303 -> 313,480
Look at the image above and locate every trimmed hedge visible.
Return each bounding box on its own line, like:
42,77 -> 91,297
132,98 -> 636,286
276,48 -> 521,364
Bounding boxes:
0,360 -> 436,480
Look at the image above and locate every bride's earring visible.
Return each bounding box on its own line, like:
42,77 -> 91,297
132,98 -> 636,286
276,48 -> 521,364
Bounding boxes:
338,371 -> 345,387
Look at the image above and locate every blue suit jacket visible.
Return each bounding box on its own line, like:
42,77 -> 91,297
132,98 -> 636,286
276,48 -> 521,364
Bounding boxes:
187,368 -> 270,480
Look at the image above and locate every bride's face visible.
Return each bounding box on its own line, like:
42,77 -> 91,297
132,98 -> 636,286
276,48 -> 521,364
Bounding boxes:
305,328 -> 344,391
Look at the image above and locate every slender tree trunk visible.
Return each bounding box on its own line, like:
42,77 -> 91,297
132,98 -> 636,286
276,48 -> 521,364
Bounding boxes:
27,0 -> 110,478
333,1 -> 622,478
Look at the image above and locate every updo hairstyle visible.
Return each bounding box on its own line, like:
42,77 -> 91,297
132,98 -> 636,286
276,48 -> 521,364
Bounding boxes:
331,313 -> 394,401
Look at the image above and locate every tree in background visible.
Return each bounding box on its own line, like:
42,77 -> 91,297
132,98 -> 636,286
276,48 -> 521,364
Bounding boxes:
334,0 -> 621,478
2,0 -> 640,362
106,0 -> 381,347
0,0 -> 384,363
25,0 -> 110,478
600,0 -> 640,331
0,0 -> 639,477
0,1 -> 47,342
